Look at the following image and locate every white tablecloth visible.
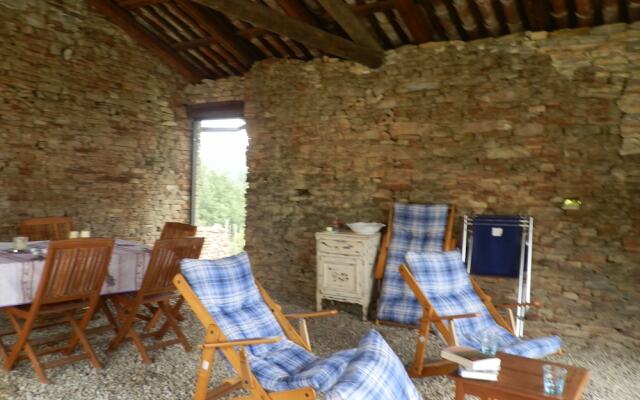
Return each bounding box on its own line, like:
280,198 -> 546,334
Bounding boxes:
0,239 -> 151,307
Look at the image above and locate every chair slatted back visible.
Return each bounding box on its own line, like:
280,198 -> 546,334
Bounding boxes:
159,222 -> 197,240
139,237 -> 204,296
36,238 -> 114,306
20,217 -> 73,241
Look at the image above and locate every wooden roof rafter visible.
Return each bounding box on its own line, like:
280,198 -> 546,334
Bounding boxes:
90,0 -> 640,82
89,0 -> 206,82
192,0 -> 384,67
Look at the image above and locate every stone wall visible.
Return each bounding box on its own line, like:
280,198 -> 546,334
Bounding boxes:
0,0 -> 192,242
185,24 -> 640,341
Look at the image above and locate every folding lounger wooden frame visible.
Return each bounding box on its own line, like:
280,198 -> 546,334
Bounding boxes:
397,263 -> 543,377
173,273 -> 337,400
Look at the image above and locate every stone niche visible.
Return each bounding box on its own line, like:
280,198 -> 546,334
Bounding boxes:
184,23 -> 640,343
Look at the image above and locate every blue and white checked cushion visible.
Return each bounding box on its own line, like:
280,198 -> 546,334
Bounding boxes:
377,203 -> 450,324
405,251 -> 562,359
326,330 -> 421,400
181,253 -> 420,397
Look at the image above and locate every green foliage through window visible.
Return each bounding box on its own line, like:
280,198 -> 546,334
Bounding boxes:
196,165 -> 247,228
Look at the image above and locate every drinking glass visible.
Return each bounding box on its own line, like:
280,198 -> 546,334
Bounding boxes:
13,236 -> 28,251
543,364 -> 567,395
480,332 -> 498,356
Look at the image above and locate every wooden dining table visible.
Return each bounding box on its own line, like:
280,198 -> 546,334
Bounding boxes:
0,239 -> 152,307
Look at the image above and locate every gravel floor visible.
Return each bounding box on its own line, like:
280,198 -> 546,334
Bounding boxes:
0,300 -> 638,400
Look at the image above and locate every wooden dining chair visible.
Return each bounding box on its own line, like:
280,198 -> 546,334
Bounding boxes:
20,216 -> 73,241
106,237 -> 204,364
159,222 -> 197,240
2,238 -> 115,383
148,222 -> 199,328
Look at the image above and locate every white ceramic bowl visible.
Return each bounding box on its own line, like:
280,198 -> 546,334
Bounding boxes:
347,222 -> 385,235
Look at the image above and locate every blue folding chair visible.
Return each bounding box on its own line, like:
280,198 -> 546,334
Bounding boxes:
398,251 -> 562,376
174,252 -> 421,400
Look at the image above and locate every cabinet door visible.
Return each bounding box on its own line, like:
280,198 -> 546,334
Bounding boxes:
317,255 -> 362,298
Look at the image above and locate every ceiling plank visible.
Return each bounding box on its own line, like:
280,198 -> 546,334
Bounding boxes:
392,0 -> 433,43
548,0 -> 569,28
431,0 -> 462,39
452,0 -> 480,39
173,36 -> 216,50
174,0 -> 257,68
575,0 -> 595,26
474,0 -> 501,36
602,0 -> 619,23
90,0 -> 205,83
521,0 -> 548,30
192,0 -> 384,68
118,0 -> 165,7
499,0 -> 524,32
630,0 -> 640,21
316,0 -> 383,51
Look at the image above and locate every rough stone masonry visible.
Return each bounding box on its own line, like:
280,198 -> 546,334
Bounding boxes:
1,0 -> 638,345
0,0 -> 192,242
184,24 -> 640,343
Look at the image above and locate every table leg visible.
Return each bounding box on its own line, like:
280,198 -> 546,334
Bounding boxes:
455,382 -> 466,400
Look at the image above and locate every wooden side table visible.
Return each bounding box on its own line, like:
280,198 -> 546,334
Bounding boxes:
315,231 -> 380,320
450,353 -> 590,400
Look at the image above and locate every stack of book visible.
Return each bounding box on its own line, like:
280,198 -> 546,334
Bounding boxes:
441,346 -> 501,381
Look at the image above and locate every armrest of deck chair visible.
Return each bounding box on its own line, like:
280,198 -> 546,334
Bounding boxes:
201,336 -> 282,349
283,310 -> 337,351
284,310 -> 338,320
494,301 -> 543,333
431,312 -> 481,322
495,301 -> 543,309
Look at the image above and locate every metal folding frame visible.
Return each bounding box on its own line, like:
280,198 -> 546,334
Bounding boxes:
461,215 -> 534,337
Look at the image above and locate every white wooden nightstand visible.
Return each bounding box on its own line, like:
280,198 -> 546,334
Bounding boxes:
315,231 -> 381,320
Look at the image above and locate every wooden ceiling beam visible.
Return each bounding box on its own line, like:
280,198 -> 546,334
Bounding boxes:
174,0 -> 257,68
317,0 -> 382,51
548,0 -> 569,28
90,0 -> 205,83
392,0 -> 433,43
274,0 -> 322,27
575,0 -> 595,26
193,0 -> 383,68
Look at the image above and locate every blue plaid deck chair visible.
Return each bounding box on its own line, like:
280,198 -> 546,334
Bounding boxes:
174,252 -> 421,400
373,203 -> 457,376
398,250 -> 562,376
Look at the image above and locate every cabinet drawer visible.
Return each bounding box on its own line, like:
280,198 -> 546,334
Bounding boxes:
317,255 -> 362,297
317,237 -> 364,256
